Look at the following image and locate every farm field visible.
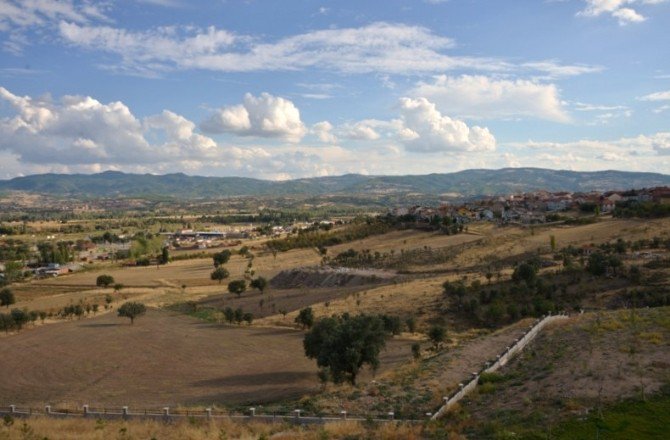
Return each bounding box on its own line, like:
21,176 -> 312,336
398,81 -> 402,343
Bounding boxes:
0,308 -> 414,408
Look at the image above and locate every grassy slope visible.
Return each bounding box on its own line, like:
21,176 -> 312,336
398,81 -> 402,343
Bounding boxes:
458,307 -> 670,439
554,391 -> 670,440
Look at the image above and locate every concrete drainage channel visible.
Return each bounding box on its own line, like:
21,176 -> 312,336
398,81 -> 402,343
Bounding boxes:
1,313 -> 568,425
431,312 -> 570,420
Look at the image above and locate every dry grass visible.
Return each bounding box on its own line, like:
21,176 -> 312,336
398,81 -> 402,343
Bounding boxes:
0,308 -> 413,408
328,229 -> 483,255
0,417 -> 423,439
464,307 -> 670,419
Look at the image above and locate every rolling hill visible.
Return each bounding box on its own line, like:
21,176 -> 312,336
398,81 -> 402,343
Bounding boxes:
0,168 -> 668,199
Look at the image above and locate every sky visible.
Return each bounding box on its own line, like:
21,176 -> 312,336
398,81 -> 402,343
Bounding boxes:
0,0 -> 669,180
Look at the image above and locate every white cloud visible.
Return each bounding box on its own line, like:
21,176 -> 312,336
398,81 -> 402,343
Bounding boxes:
201,93 -> 307,143
396,97 -> 496,153
0,0 -> 109,52
0,87 -> 345,179
653,105 -> 670,113
577,0 -> 667,25
412,75 -> 570,122
509,131 -> 670,157
612,7 -> 646,23
0,86 -> 154,164
521,60 -> 603,78
342,121 -> 382,141
0,86 -> 233,167
573,102 -> 629,111
639,90 -> 670,101
56,21 -> 598,78
312,121 -> 337,143
645,132 -> 670,154
59,22 -> 237,76
0,0 -> 107,28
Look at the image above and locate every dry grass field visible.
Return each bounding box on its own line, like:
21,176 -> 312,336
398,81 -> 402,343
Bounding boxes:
0,308 -> 414,408
0,417 -> 424,440
447,217 -> 670,269
328,229 -> 483,255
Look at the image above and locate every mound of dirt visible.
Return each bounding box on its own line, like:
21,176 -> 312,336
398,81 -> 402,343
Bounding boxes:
270,267 -> 395,289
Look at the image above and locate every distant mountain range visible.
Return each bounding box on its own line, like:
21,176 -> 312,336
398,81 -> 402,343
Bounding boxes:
1,168 -> 669,200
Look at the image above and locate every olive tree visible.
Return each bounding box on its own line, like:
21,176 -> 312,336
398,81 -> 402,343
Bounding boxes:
96,274 -> 115,288
210,267 -> 230,284
117,302 -> 147,324
213,250 -> 232,268
428,325 -> 446,350
0,288 -> 15,308
250,276 -> 268,293
228,280 -> 247,298
295,307 -> 314,330
303,314 -> 387,385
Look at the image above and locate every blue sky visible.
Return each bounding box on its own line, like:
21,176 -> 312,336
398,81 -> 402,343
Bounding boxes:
0,0 -> 668,179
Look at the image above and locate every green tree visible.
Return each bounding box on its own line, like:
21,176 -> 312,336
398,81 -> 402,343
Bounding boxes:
96,274 -> 115,288
586,252 -> 608,276
405,315 -> 417,333
250,276 -> 268,293
0,288 -> 15,308
73,304 -> 84,320
0,313 -> 15,333
234,307 -> 244,324
210,267 -> 230,284
117,302 -> 147,324
443,281 -> 467,301
512,262 -> 538,285
212,250 -> 232,267
411,342 -> 421,360
2,261 -> 23,284
228,280 -> 247,298
159,246 -> 170,265
223,307 -> 235,324
295,307 -> 315,329
428,325 -> 446,350
303,314 -> 387,385
243,312 -> 254,325
10,308 -> 28,330
629,265 -> 642,284
380,314 -> 403,335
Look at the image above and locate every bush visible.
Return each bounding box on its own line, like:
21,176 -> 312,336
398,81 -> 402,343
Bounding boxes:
428,325 -> 446,350
295,307 -> 314,329
96,274 -> 115,288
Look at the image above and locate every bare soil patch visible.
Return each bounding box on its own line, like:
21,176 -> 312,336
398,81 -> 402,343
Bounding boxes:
0,308 -> 413,408
270,267 -> 396,289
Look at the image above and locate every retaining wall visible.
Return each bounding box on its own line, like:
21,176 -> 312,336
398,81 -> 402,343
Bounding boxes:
431,313 -> 569,419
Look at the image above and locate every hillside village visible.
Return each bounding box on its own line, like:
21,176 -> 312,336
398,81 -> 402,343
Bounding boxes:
393,186 -> 670,225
